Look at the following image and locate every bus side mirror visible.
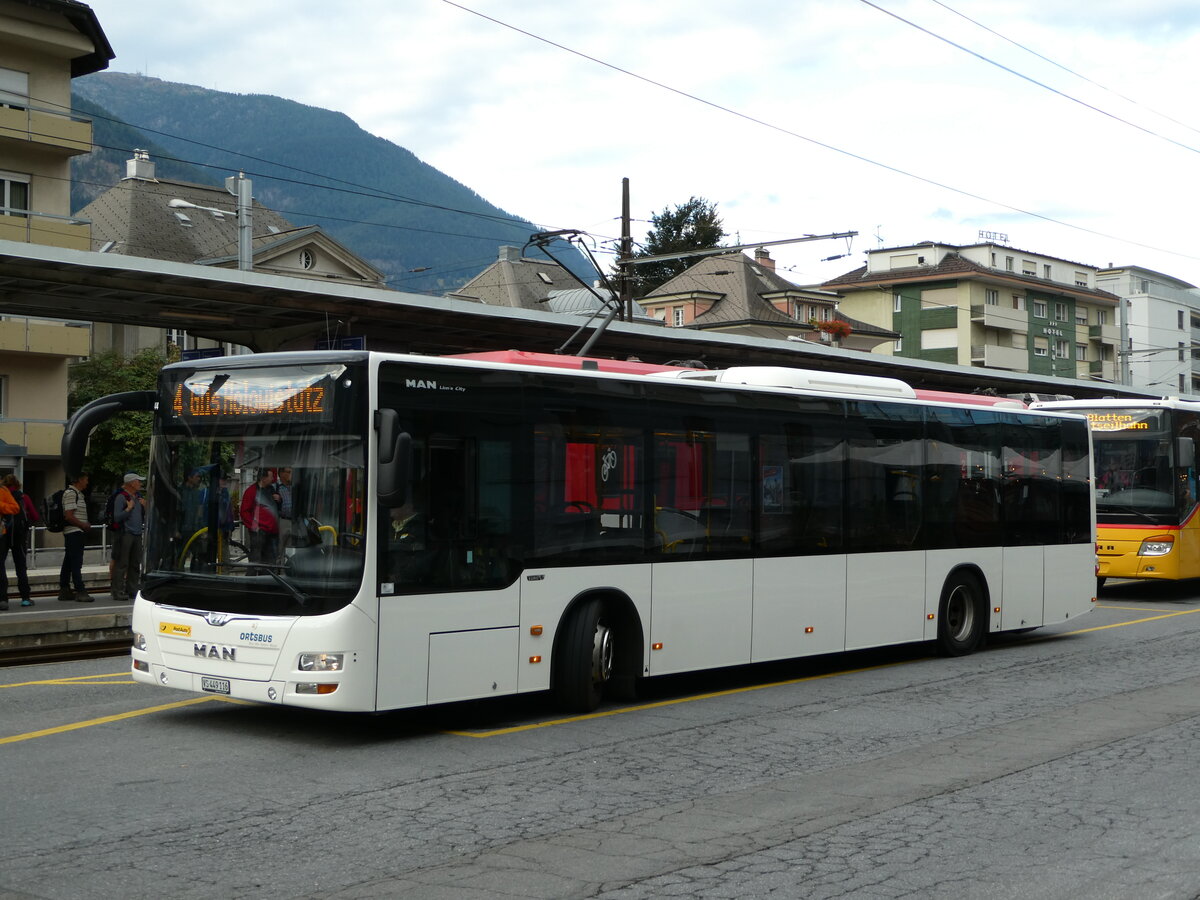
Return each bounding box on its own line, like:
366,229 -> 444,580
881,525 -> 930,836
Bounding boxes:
1178,437 -> 1196,469
375,409 -> 411,507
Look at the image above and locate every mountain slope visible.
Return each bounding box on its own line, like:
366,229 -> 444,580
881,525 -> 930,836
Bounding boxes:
71,73 -> 593,294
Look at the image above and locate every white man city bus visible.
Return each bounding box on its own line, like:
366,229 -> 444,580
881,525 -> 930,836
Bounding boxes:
1033,397 -> 1200,585
63,350 -> 1096,714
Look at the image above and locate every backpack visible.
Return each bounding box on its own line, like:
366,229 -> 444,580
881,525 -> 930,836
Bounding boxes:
103,488 -> 125,532
44,489 -> 66,533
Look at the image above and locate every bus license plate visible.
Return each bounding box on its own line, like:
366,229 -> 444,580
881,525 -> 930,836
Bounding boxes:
201,676 -> 230,695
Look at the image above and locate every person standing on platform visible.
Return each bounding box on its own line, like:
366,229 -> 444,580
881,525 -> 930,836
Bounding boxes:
111,473 -> 146,603
0,474 -> 39,608
59,472 -> 94,603
0,480 -> 19,611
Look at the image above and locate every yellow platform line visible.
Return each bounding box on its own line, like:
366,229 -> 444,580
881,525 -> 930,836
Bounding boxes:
1,671 -> 131,689
448,606 -> 1200,738
0,696 -> 233,745
443,660 -> 914,738
1061,606 -> 1200,635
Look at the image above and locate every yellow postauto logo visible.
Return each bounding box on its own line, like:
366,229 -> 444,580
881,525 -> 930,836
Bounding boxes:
159,621 -> 192,637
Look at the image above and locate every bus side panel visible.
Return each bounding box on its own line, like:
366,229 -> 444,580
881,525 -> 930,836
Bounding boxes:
923,548 -> 1004,639
517,565 -> 652,694
649,559 -> 753,676
375,584 -> 520,711
1178,519 -> 1200,578
845,551 -> 925,651
751,555 -> 847,662
1043,543 -> 1095,623
1001,546 -> 1044,629
427,627 -> 519,705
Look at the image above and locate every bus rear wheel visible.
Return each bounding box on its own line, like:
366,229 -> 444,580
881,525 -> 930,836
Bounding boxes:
554,598 -> 614,712
937,571 -> 986,656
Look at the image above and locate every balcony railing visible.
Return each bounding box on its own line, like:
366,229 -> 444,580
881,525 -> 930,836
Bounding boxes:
0,210 -> 91,251
969,304 -> 1027,331
0,102 -> 92,155
969,344 -> 1029,370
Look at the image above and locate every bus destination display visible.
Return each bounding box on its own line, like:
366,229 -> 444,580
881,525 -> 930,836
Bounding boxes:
168,375 -> 333,423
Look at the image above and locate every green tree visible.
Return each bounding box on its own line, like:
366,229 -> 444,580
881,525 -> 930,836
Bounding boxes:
623,196 -> 726,297
67,348 -> 166,493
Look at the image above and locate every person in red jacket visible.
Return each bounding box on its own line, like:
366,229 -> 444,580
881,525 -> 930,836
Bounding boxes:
0,475 -> 24,611
0,475 -> 39,609
240,468 -> 280,574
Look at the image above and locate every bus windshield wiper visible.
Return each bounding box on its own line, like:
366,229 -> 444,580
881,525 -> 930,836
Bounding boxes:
1098,503 -> 1160,524
267,570 -> 310,606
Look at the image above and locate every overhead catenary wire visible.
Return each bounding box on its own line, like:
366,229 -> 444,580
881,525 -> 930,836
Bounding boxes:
927,0 -> 1200,141
443,0 -> 1200,266
859,0 -> 1200,159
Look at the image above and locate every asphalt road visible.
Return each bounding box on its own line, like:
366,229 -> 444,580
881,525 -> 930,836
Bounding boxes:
3,579 -> 1200,899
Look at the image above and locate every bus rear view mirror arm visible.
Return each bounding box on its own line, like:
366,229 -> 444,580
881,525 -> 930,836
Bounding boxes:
61,390 -> 157,478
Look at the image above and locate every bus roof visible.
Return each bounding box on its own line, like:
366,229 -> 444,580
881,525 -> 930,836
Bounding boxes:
914,389 -> 1026,409
444,350 -> 692,377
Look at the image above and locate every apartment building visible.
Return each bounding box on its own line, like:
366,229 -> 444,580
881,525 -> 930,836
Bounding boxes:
823,241 -> 1121,381
1096,266 -> 1200,395
0,0 -> 112,498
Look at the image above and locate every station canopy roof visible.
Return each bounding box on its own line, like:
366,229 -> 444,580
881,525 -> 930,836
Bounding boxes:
0,240 -> 1151,401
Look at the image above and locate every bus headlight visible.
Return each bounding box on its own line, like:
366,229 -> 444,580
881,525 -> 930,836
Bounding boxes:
1138,536 -> 1175,556
132,631 -> 147,651
298,652 -> 344,672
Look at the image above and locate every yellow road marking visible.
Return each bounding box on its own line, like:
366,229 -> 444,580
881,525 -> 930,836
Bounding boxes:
1060,606 -> 1200,635
1,671 -> 130,689
1096,605 -> 1187,613
444,660 -> 916,738
0,696 -> 230,745
449,606 -> 1200,738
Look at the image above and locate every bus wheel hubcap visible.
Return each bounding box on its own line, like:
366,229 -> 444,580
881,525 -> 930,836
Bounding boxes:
947,586 -> 974,641
592,623 -> 614,684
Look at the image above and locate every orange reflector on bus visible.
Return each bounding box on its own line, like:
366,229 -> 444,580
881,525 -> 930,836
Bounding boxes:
530,625 -> 543,636
804,626 -> 814,634
529,655 -> 542,664
994,606 -> 1001,613
927,613 -> 935,620
652,642 -> 664,651
297,683 -> 339,695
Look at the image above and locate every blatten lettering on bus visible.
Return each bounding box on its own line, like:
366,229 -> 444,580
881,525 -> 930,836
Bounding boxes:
1086,412 -> 1150,432
194,644 -> 237,661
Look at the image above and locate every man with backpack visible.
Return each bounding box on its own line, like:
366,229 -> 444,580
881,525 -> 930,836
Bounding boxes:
110,473 -> 146,603
58,472 -> 94,603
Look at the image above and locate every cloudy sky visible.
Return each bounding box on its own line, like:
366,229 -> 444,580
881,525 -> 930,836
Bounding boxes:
83,0 -> 1200,287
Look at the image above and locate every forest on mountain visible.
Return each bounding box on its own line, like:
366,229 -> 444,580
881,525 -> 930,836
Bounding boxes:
70,73 -> 593,294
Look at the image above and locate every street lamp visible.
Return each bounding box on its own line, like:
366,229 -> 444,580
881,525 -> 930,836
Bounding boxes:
167,170 -> 254,272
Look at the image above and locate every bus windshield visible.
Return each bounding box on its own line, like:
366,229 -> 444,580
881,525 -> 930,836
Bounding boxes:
1090,409 -> 1192,525
143,361 -> 367,616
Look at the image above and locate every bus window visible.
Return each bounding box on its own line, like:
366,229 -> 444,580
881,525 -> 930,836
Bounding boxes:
1003,416 -> 1061,546
652,424 -> 753,557
757,401 -> 844,555
845,401 -> 924,553
924,407 -> 1004,549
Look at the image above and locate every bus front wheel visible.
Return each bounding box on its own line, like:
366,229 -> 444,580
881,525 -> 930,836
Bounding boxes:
554,598 -> 613,712
937,571 -> 986,656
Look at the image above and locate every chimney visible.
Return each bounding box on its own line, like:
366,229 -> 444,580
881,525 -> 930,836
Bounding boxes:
754,247 -> 775,272
124,149 -> 157,181
499,246 -> 522,262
